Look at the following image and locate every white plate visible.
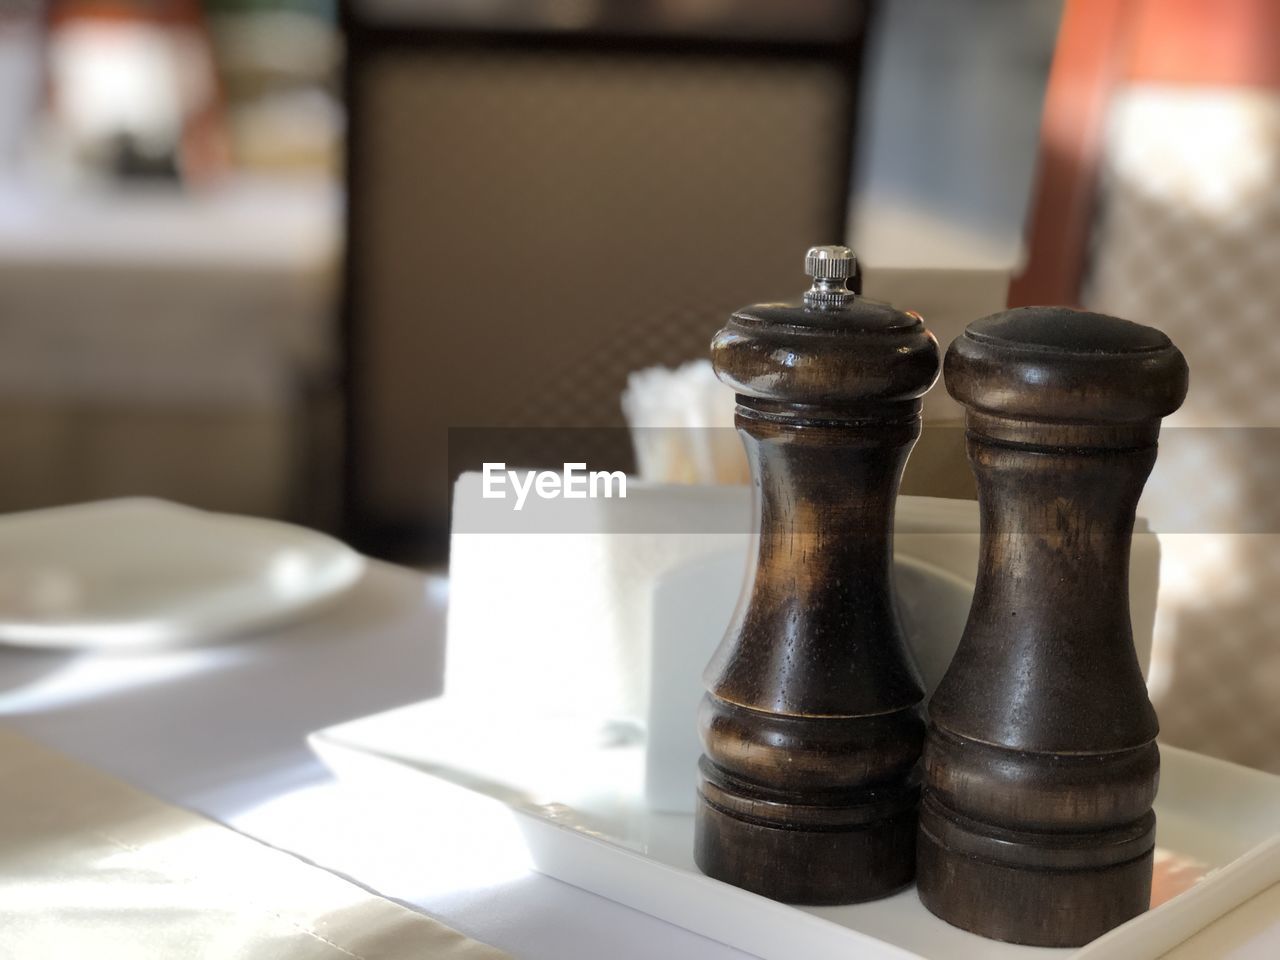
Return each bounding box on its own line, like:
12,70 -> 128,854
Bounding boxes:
311,701 -> 1280,960
0,498 -> 366,649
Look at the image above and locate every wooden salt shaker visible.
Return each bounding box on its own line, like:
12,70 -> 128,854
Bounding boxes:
918,307 -> 1188,946
695,246 -> 940,904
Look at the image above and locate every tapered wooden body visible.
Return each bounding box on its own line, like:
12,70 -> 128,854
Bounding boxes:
695,250 -> 940,904
918,307 -> 1188,946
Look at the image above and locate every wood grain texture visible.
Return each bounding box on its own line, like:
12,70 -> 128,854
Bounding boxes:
918,306 -> 1188,946
694,271 -> 939,904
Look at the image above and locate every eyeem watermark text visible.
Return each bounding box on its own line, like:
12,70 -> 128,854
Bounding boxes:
482,462 -> 627,511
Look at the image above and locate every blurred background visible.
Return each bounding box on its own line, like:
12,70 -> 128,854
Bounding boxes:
0,0 -> 1059,545
0,0 -> 1277,771
0,0 -> 342,526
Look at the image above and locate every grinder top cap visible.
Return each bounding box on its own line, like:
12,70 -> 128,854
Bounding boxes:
711,245 -> 940,406
945,306 -> 1189,424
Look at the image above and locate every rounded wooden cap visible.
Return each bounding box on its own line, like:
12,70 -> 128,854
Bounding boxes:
945,307 -> 1188,424
710,250 -> 939,406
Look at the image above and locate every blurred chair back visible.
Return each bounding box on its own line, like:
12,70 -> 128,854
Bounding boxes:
342,1 -> 867,556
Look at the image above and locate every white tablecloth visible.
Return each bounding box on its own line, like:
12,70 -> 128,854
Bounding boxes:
0,728 -> 509,959
1,560 -> 1274,960
0,561 -> 748,960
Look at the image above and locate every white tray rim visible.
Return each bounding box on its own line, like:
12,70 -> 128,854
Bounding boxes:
310,703 -> 1280,960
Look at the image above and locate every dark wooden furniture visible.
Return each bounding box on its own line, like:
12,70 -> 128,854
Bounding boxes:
340,0 -> 868,559
695,246 -> 939,904
918,307 -> 1188,945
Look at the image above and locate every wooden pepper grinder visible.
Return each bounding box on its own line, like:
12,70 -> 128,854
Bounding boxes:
695,246 -> 940,904
918,307 -> 1188,946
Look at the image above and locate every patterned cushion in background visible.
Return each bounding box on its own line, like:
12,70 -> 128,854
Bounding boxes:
1086,85 -> 1280,773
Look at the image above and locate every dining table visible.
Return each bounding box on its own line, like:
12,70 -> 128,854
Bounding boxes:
1,557 -> 1276,960
0,559 -> 750,960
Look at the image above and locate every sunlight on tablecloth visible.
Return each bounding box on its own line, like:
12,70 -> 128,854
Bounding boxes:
0,726 -> 509,959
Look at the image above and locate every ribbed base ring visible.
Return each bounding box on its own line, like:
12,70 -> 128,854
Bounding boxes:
693,758 -> 919,905
916,793 -> 1155,947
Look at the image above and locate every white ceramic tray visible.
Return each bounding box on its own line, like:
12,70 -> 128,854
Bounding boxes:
311,698 -> 1280,960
